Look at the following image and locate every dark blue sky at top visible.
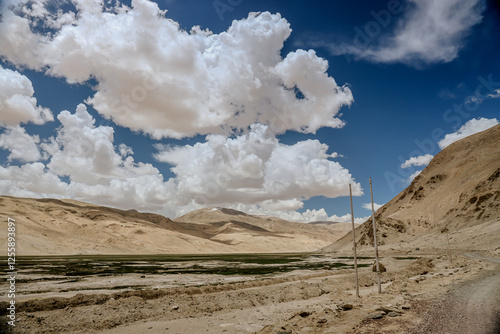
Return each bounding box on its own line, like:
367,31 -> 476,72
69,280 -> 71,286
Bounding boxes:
1,0 -> 499,219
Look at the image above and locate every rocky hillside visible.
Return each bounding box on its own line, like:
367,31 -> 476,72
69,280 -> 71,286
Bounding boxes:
0,197 -> 345,255
324,124 -> 500,253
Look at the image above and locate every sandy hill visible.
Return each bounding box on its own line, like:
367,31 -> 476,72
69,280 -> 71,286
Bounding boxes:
175,207 -> 352,247
0,197 -> 346,255
324,124 -> 500,253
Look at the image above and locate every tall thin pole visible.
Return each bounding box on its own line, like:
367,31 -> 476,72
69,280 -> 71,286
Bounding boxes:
349,184 -> 360,298
369,177 -> 382,294
446,231 -> 453,264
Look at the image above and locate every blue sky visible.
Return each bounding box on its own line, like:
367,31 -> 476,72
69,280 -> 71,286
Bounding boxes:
0,0 -> 499,222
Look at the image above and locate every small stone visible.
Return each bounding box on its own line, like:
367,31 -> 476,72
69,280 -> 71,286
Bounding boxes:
387,312 -> 399,317
365,311 -> 384,319
298,311 -> 311,318
401,304 -> 411,310
372,262 -> 387,273
341,304 -> 354,310
171,305 -> 179,311
376,306 -> 402,314
278,328 -> 292,334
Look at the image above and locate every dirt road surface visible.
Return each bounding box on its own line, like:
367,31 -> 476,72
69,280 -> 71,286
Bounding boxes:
408,254 -> 500,334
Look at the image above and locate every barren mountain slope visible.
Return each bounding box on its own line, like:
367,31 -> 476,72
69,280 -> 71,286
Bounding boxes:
324,124 -> 500,253
0,197 -> 344,255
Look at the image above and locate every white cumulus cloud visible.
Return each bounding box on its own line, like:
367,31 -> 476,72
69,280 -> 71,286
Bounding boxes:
155,123 -> 363,210
401,153 -> 434,169
0,1 -> 353,138
362,202 -> 384,211
438,117 -> 499,149
0,126 -> 42,162
273,209 -> 367,224
45,104 -> 175,210
0,66 -> 53,125
241,205 -> 367,224
0,162 -> 69,198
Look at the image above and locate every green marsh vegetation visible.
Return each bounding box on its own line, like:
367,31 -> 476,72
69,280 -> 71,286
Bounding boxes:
5,253 -> 371,279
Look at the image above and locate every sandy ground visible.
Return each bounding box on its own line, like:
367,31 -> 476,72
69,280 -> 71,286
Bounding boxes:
2,251 -> 498,334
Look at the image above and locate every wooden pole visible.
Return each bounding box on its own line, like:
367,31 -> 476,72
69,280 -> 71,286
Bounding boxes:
446,231 -> 453,264
369,177 -> 382,294
349,184 -> 360,298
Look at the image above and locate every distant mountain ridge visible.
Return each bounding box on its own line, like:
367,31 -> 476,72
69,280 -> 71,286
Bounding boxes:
0,197 -> 348,255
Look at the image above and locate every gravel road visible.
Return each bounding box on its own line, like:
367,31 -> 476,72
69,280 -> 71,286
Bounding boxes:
410,255 -> 500,334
